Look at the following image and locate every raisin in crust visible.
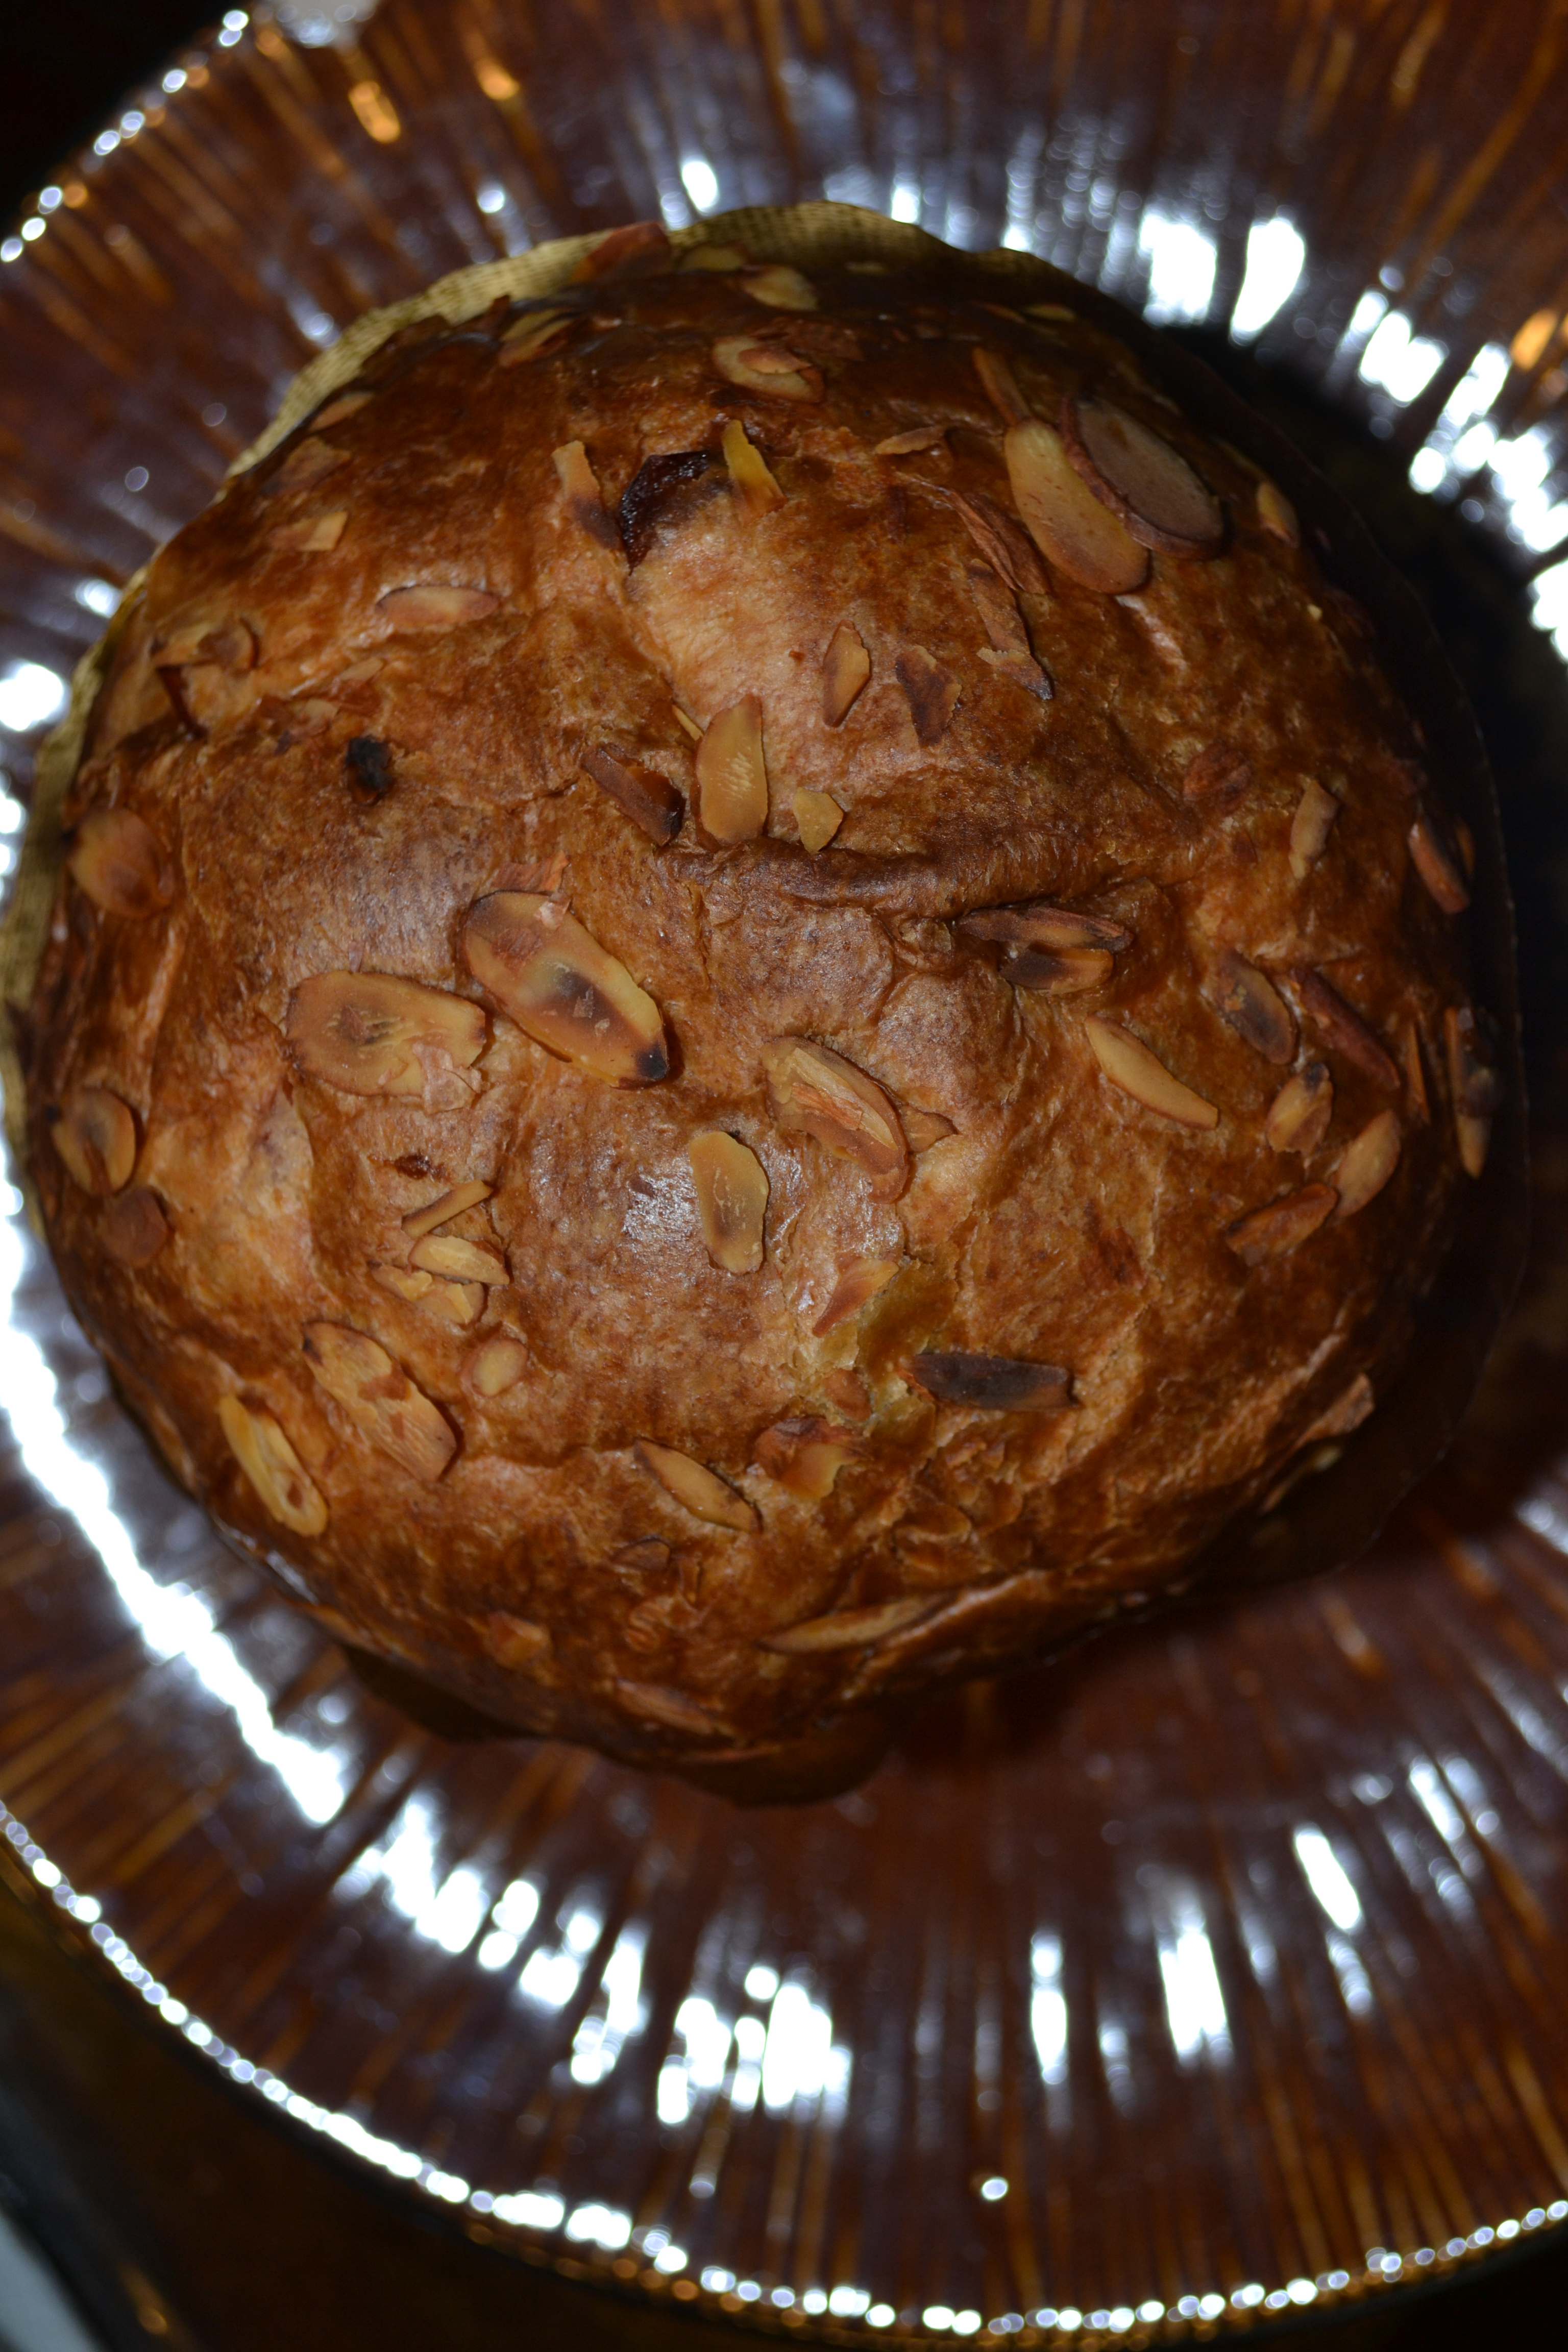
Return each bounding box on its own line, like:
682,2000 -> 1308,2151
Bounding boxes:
24,220 -> 1507,1794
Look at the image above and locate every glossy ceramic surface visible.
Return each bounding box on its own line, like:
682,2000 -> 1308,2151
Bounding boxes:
2,5 -> 1568,2344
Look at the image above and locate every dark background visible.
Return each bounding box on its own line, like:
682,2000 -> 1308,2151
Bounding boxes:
0,4 -> 1566,2346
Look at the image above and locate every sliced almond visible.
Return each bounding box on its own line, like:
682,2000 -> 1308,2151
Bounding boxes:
1211,950 -> 1296,1064
1183,743 -> 1253,804
465,1334 -> 527,1396
550,440 -> 621,548
218,1395 -> 328,1537
156,616 -> 257,671
269,436 -> 347,497
498,307 -> 575,364
680,241 -> 748,272
972,346 -> 1031,425
752,1416 -> 860,1501
909,1353 -> 1072,1409
901,1107 -> 955,1151
688,1130 -> 768,1272
372,1263 -> 434,1303
895,646 -> 959,746
1443,1004 -> 1500,1178
378,583 -> 499,630
957,901 -> 1131,954
1256,478 -> 1299,545
634,1440 -> 758,1532
695,696 -> 769,844
315,391 -> 373,429
720,418 -> 785,520
875,425 -> 948,455
742,263 -> 817,310
52,1085 -> 135,1195
812,1254 -> 899,1335
793,789 -> 844,851
614,1680 -> 725,1736
1264,1062 -> 1333,1156
101,1188 -> 169,1266
286,972 -> 486,1102
1290,968 -> 1400,1090
763,1037 -> 910,1198
712,334 -> 822,401
410,1232 -> 507,1284
822,1368 -> 871,1420
1004,418 -> 1149,594
822,622 -> 871,726
67,808 -> 174,919
759,1595 -> 935,1655
1408,805 -> 1471,912
463,892 -> 669,1085
1303,1372 -> 1375,1444
1225,1184 -> 1338,1265
421,1276 -> 485,1327
303,1322 -> 456,1483
1289,779 -> 1340,880
672,703 -> 704,743
483,1611 -> 552,1667
401,1178 -> 494,1239
968,561 -> 1030,655
271,509 -> 347,553
1061,394 -> 1223,554
1333,1110 -> 1401,1218
1399,1019 -> 1430,1122
1006,946 -> 1114,993
1084,1016 -> 1219,1130
581,746 -> 683,844
572,220 -> 670,280
948,489 -> 1052,596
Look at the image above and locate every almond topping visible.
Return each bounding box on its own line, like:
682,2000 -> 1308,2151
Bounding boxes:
875,425 -> 948,455
582,746 -> 683,844
1084,1016 -> 1219,1129
303,1322 -> 456,1483
812,1254 -> 899,1335
101,1188 -> 169,1266
695,696 -> 769,843
901,1107 -> 955,1151
1005,418 -> 1149,594
314,391 -> 372,429
763,1037 -> 910,1198
1333,1110 -> 1402,1218
1183,743 -> 1253,804
957,901 -> 1132,954
371,1263 -> 433,1302
634,1441 -> 758,1532
551,440 -> 621,548
1289,779 -> 1341,879
463,892 -> 668,1086
948,490 -> 1052,596
286,972 -> 486,1102
378,583 -> 499,630
1006,946 -> 1114,994
421,1277 -> 484,1327
969,566 -> 1052,699
1290,968 -> 1400,1090
271,509 -> 347,553
498,307 -> 575,364
680,242 -> 748,272
572,220 -> 670,279
972,346 -> 1031,425
759,1595 -> 936,1655
1264,1062 -> 1333,1155
410,1232 -> 507,1284
712,334 -> 822,402
268,436 -> 347,497
720,418 -> 785,520
822,1368 -> 871,1420
218,1395 -> 328,1537
67,808 -> 174,919
1062,394 -> 1223,554
1303,1373 -> 1375,1444
483,1611 -> 552,1667
734,341 -> 806,375
822,622 -> 871,725
614,1681 -> 725,1736
895,646 -> 959,746
672,704 -> 704,742
1408,804 -> 1471,912
742,263 -> 818,310
1443,1005 -> 1500,1177
752,1416 -> 860,1501
1225,1184 -> 1338,1264
465,1335 -> 528,1396
793,789 -> 844,851
688,1131 -> 769,1272
52,1085 -> 135,1195
1211,950 -> 1296,1064
1256,478 -> 1299,545
401,1179 -> 494,1238
909,1353 -> 1072,1409
1399,1019 -> 1431,1122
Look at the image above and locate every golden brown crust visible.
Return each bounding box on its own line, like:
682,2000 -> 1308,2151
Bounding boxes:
24,237 -> 1495,1772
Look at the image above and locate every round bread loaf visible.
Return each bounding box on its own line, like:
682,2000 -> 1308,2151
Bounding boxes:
23,215 -> 1507,1791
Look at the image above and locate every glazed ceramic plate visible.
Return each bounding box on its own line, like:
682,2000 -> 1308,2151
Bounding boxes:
3,5 -> 1568,2343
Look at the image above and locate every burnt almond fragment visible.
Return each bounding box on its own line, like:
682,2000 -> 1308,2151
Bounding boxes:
1264,1062 -> 1333,1156
67,808 -> 174,919
812,1255 -> 899,1336
688,1130 -> 769,1272
101,1188 -> 169,1266
1005,419 -> 1149,594
463,893 -> 668,1086
1007,947 -> 1114,994
910,1352 -> 1072,1410
875,425 -> 948,455
1062,394 -> 1223,554
303,1322 -> 456,1483
1085,1016 -> 1219,1130
793,790 -> 844,851
752,1416 -> 860,1501
1225,1184 -> 1338,1265
464,1334 -> 527,1397
948,490 -> 1052,596
634,1441 -> 758,1532
1183,743 -> 1253,804
720,420 -> 784,521
1443,1005 -> 1500,1177
1333,1110 -> 1402,1218
52,1085 -> 136,1195
1256,478 -> 1299,545
742,263 -> 817,310
271,509 -> 347,553
402,1179 -> 493,1238
552,441 -> 621,549
218,1395 -> 328,1537
345,734 -> 393,804
286,972 -> 486,1103
972,346 -> 1031,425
895,646 -> 960,746
1290,969 -> 1400,1090
957,901 -> 1131,954
410,1232 -> 507,1284
378,583 -> 499,630
582,746 -> 683,845
618,449 -> 715,564
1210,950 -> 1296,1065
712,336 -> 823,401
1289,779 -> 1340,879
763,1038 -> 910,1199
483,1612 -> 552,1667
1408,805 -> 1471,912
760,1595 -> 936,1654
822,622 -> 871,725
695,697 -> 769,843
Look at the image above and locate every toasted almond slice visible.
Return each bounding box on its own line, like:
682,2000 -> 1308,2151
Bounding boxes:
712,334 -> 822,401
1085,1016 -> 1219,1130
464,893 -> 667,1085
763,1037 -> 910,1198
957,901 -> 1131,954
1289,779 -> 1340,880
67,807 -> 174,919
742,263 -> 817,310
1264,1062 -> 1333,1155
465,1334 -> 528,1396
895,646 -> 959,746
483,1611 -> 552,1667
968,560 -> 1031,654
303,1322 -> 456,1482
972,346 -> 1031,425
614,1680 -> 726,1736
410,1232 -> 507,1284
874,425 -> 948,455
793,789 -> 844,851
1004,418 -> 1148,593
101,1188 -> 169,1265
1399,1019 -> 1431,1122
752,1416 -> 860,1501
1211,950 -> 1296,1064
1225,1184 -> 1338,1264
734,341 -> 807,375
1256,478 -> 1299,545
52,1085 -> 135,1194
1333,1110 -> 1401,1218
286,972 -> 486,1101
909,1353 -> 1072,1409
759,1595 -> 936,1655
378,583 -> 499,630
156,616 -> 257,670
1443,1004 -> 1500,1177
372,1263 -> 433,1302
315,391 -> 373,429
270,436 -> 347,497
571,219 -> 670,279
901,1107 -> 955,1151
812,1254 -> 899,1335
271,508 -> 347,553
720,418 -> 785,520
1408,805 -> 1471,912
218,1395 -> 328,1537
421,1275 -> 485,1326
1303,1372 -> 1375,1444
1004,945 -> 1112,993
401,1178 -> 494,1239
273,695 -> 339,741
634,1440 -> 758,1531
672,703 -> 704,742
822,621 -> 871,725
695,696 -> 769,844
1062,394 -> 1223,554
948,489 -> 1052,596
498,306 -> 575,363
1183,742 -> 1253,804
582,746 -> 683,844
688,1131 -> 769,1272
822,1368 -> 871,1420
550,440 -> 621,548
1290,968 -> 1400,1090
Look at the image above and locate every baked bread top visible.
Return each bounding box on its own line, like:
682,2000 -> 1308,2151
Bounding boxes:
23,217 -> 1503,1780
